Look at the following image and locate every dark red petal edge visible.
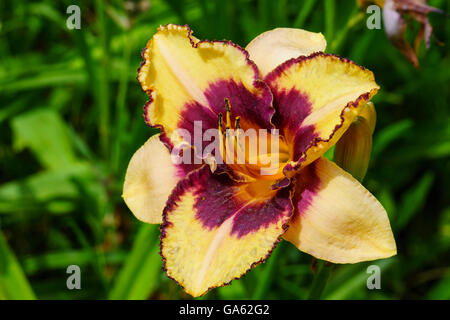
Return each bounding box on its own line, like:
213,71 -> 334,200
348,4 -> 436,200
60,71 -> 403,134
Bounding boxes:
265,52 -> 377,175
138,24 -> 276,152
158,165 -> 295,297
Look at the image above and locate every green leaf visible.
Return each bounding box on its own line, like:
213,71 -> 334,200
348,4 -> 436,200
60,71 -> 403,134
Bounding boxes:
251,243 -> 282,299
293,0 -> 316,28
426,275 -> 450,300
324,259 -> 395,300
0,231 -> 36,300
377,187 -> 397,221
324,0 -> 335,41
0,69 -> 86,92
217,280 -> 247,300
372,119 -> 414,159
22,249 -> 126,275
323,145 -> 335,161
108,224 -> 161,300
11,109 -> 79,170
308,260 -> 333,300
395,172 -> 434,230
0,164 -> 95,214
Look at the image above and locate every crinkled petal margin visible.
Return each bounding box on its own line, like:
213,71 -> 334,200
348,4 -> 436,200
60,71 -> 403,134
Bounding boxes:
137,24 -> 276,152
160,166 -> 293,297
265,52 -> 379,176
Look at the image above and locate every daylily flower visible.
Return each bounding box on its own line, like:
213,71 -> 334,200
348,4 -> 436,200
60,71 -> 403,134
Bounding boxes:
359,0 -> 449,67
123,24 -> 396,297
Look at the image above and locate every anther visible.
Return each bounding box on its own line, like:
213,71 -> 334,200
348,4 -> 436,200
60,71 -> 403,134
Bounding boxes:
225,98 -> 232,130
224,98 -> 231,112
218,113 -> 223,130
235,116 -> 242,149
235,116 -> 241,129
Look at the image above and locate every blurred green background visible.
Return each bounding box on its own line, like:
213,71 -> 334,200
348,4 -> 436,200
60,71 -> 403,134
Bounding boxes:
0,0 -> 449,300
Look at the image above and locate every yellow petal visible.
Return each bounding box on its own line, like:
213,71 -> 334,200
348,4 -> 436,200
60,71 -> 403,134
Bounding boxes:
138,24 -> 273,146
161,166 -> 293,297
122,134 -> 181,224
284,157 -> 396,263
246,28 -> 326,77
266,53 -> 379,173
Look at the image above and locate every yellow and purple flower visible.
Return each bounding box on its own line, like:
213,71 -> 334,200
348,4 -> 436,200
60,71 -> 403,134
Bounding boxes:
122,24 -> 396,297
359,0 -> 449,67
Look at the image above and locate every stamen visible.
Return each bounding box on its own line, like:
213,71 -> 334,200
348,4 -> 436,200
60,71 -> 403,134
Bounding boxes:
224,98 -> 232,130
224,99 -> 233,161
216,99 -> 246,165
235,116 -> 242,149
225,98 -> 231,112
214,99 -> 288,179
217,113 -> 225,160
217,112 -> 223,130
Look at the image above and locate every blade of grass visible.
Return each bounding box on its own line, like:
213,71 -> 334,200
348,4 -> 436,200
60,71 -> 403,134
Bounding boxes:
217,280 -> 247,300
293,0 -> 316,28
324,259 -> 394,299
112,30 -> 132,173
0,164 -> 95,214
0,70 -> 86,92
275,0 -> 288,26
395,172 -> 434,230
372,119 -> 414,159
95,0 -> 111,158
258,0 -> 271,31
251,242 -> 283,299
330,9 -> 365,53
307,260 -> 333,300
22,249 -> 125,275
108,224 -> 161,299
324,0 -> 335,41
0,231 -> 36,299
11,109 -> 79,170
66,219 -> 109,294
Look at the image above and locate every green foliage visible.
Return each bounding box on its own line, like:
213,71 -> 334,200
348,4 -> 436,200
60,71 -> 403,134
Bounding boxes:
11,109 -> 79,170
108,224 -> 161,299
0,232 -> 36,299
0,0 -> 449,300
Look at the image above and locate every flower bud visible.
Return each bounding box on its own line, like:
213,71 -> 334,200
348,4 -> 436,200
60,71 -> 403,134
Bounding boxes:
358,101 -> 376,133
334,116 -> 373,182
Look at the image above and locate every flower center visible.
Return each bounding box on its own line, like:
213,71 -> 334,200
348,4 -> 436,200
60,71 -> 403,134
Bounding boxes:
216,99 -> 290,181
